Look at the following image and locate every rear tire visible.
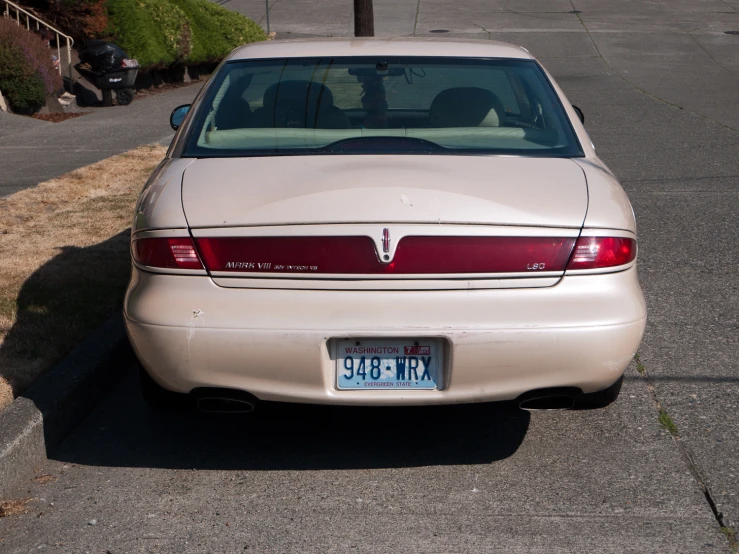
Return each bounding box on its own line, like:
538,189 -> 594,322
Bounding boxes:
138,364 -> 190,412
116,88 -> 134,106
572,375 -> 623,410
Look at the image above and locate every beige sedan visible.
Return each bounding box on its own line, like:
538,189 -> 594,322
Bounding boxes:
125,38 -> 646,413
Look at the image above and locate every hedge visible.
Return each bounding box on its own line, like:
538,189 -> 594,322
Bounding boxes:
0,18 -> 62,111
106,0 -> 265,70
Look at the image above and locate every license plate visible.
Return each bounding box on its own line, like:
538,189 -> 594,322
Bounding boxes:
335,339 -> 442,390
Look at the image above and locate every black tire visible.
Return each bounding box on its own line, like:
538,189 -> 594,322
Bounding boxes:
138,364 -> 191,412
572,375 -> 623,410
116,88 -> 135,106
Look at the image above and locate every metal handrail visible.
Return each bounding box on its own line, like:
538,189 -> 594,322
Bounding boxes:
1,0 -> 74,82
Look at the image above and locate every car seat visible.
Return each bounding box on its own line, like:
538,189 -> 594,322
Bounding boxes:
251,80 -> 349,129
428,87 -> 506,127
214,75 -> 254,130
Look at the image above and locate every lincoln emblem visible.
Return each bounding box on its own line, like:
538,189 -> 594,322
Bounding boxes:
382,228 -> 391,253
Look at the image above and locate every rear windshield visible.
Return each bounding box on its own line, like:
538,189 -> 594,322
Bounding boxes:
182,56 -> 583,157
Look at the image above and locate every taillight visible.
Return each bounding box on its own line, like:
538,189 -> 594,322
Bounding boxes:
394,236 -> 575,273
566,237 -> 636,270
195,236 -> 577,274
133,237 -> 204,270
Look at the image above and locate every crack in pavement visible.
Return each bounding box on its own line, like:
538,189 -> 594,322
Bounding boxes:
720,0 -> 739,15
413,0 -> 422,35
635,353 -> 739,552
688,32 -> 739,79
565,2 -> 739,134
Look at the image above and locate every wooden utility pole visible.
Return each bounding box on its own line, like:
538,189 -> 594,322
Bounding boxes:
353,0 -> 374,36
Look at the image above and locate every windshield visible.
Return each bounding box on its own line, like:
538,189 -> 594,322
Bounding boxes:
182,57 -> 583,157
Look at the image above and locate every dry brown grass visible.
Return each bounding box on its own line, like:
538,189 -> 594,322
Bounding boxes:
0,498 -> 31,517
0,145 -> 167,411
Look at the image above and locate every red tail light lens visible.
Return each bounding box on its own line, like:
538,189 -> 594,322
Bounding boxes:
566,237 -> 636,270
395,236 -> 576,273
195,236 -> 576,274
196,237 -> 377,273
133,237 -> 204,270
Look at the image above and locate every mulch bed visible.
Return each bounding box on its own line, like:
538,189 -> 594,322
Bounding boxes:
32,112 -> 91,123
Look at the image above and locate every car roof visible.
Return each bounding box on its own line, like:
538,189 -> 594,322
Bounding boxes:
228,37 -> 533,61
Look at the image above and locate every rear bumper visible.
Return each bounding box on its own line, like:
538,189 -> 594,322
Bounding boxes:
124,268 -> 646,405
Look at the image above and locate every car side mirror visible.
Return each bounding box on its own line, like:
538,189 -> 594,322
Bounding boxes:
572,105 -> 585,124
170,104 -> 191,130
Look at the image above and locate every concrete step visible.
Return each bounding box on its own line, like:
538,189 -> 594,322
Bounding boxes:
62,47 -> 105,106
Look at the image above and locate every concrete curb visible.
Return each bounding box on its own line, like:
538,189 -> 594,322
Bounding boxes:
0,313 -> 132,498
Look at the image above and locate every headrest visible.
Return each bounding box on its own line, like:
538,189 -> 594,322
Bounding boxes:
429,87 -> 506,127
263,80 -> 334,110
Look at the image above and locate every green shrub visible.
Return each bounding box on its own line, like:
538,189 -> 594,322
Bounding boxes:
175,0 -> 266,63
0,18 -> 62,111
106,0 -> 266,70
106,0 -> 189,69
167,0 -> 227,64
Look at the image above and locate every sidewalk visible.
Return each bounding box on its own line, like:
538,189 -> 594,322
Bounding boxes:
0,111 -> 51,141
0,84 -> 200,197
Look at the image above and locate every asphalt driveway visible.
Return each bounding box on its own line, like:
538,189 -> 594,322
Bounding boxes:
0,1 -> 737,552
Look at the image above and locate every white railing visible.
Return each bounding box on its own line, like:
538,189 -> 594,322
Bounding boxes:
1,0 -> 74,81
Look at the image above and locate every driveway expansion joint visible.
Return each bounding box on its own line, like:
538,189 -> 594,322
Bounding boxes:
635,353 -> 738,551
568,4 -> 739,135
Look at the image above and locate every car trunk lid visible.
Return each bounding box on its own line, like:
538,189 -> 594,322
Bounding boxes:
181,155 -> 587,289
181,155 -> 586,228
